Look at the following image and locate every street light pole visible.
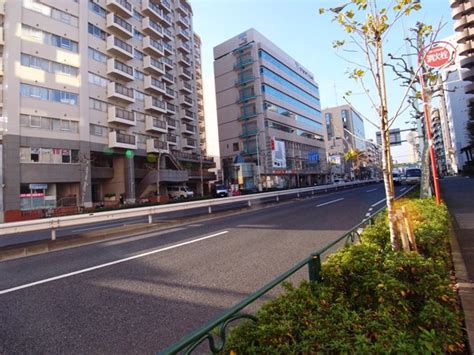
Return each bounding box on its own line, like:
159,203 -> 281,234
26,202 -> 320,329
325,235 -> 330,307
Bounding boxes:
256,128 -> 265,192
156,152 -> 161,203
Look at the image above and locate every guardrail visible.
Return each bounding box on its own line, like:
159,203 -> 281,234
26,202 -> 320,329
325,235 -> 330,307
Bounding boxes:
160,184 -> 417,354
0,180 -> 378,240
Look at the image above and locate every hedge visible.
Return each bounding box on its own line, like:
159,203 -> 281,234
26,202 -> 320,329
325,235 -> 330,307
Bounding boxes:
223,198 -> 466,354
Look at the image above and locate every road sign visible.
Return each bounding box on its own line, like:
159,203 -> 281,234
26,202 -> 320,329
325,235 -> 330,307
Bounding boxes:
421,41 -> 456,69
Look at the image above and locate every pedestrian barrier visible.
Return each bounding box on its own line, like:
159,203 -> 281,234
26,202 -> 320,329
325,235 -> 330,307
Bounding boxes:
160,184 -> 417,355
0,180 -> 378,241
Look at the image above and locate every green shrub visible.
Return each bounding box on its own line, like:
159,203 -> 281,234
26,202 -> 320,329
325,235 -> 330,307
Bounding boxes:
224,199 -> 465,354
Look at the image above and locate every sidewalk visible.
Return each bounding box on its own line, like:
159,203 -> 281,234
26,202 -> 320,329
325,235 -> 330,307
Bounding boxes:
440,176 -> 474,354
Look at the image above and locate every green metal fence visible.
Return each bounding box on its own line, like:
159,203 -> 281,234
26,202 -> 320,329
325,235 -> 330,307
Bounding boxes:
160,186 -> 417,355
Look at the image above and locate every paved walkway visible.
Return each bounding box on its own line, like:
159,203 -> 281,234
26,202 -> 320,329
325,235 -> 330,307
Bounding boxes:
440,176 -> 474,354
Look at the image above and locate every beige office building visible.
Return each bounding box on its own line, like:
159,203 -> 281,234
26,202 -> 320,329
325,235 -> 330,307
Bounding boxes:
0,0 -> 214,222
214,29 -> 327,190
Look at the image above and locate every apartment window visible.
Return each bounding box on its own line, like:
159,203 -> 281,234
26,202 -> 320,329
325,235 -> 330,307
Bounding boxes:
90,124 -> 108,137
134,70 -> 144,80
21,53 -> 78,77
135,91 -> 144,101
88,0 -> 107,18
88,47 -> 108,63
88,72 -> 108,87
132,9 -> 143,20
134,49 -> 144,61
20,114 -> 79,133
20,147 -> 79,164
133,28 -> 144,40
22,25 -> 78,52
233,143 -> 239,152
88,23 -> 107,40
89,98 -> 108,112
23,0 -> 79,27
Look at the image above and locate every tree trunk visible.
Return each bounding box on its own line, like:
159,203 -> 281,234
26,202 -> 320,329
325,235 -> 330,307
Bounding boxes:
377,39 -> 399,250
420,135 -> 432,197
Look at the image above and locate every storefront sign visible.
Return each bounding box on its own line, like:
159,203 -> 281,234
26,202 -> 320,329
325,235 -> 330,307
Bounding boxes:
29,183 -> 48,190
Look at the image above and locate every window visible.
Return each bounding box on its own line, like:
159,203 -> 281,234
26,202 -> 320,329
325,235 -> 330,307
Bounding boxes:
21,53 -> 78,76
233,142 -> 239,152
264,101 -> 323,130
31,147 -> 40,162
133,28 -> 144,40
135,91 -> 144,101
30,115 -> 41,127
89,0 -> 107,18
20,114 -> 79,133
88,23 -> 107,40
62,149 -> 71,163
262,84 -> 321,118
88,47 -> 108,63
134,49 -> 144,61
24,0 -> 78,27
134,70 -> 144,80
89,98 -> 108,112
90,124 -> 108,137
132,9 -> 143,20
88,72 -> 108,87
21,25 -> 78,52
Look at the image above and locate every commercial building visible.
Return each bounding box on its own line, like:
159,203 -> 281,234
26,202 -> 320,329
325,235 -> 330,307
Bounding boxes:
0,0 -> 214,222
323,105 -> 366,180
214,29 -> 327,190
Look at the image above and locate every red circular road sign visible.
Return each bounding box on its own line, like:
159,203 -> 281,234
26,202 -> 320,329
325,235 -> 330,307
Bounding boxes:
420,41 -> 456,69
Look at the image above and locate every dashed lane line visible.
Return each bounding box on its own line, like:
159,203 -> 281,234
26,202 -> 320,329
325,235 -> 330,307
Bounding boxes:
316,198 -> 345,207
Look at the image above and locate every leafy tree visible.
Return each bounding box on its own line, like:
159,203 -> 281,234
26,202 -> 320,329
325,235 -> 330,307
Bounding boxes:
344,149 -> 368,179
320,0 -> 423,250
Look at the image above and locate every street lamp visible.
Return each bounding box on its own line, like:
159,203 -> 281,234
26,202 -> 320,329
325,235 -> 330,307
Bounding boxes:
256,128 -> 265,192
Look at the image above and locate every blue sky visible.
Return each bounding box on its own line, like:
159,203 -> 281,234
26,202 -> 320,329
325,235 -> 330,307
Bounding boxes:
190,0 -> 455,158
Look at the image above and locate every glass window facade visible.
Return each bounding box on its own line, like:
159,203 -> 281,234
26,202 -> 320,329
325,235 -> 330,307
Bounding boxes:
264,101 -> 323,130
259,50 -> 319,96
260,67 -> 320,106
351,110 -> 366,151
88,23 -> 107,40
88,47 -> 108,63
262,85 -> 321,118
21,83 -> 78,105
21,53 -> 78,76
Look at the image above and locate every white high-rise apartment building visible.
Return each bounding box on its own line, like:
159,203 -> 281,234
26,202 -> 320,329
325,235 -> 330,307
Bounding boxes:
214,29 -> 327,190
0,0 -> 214,222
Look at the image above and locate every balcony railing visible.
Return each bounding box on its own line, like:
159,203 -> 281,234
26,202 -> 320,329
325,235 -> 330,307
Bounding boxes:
142,17 -> 163,38
106,35 -> 133,59
236,92 -> 257,104
141,0 -> 162,19
167,102 -> 176,113
146,138 -> 168,153
145,96 -> 167,113
143,36 -> 164,56
167,117 -> 177,128
234,56 -> 254,69
109,131 -> 137,149
107,58 -> 134,81
106,0 -> 133,18
108,106 -> 136,126
143,56 -> 165,75
167,134 -> 178,144
183,123 -> 196,134
144,75 -> 165,94
163,57 -> 173,68
183,137 -> 196,148
146,115 -> 167,133
164,87 -> 175,98
106,13 -> 133,38
107,82 -> 135,103
163,72 -> 174,83
163,42 -> 173,55
235,75 -> 256,86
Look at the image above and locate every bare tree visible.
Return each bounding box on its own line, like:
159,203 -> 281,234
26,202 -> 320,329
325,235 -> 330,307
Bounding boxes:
320,0 -> 424,251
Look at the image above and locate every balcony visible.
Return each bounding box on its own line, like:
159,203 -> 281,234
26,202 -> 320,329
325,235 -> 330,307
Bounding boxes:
146,138 -> 168,154
178,81 -> 193,94
144,75 -> 166,94
107,58 -> 134,81
177,28 -> 191,41
163,57 -> 173,69
239,128 -> 258,138
143,56 -> 165,75
142,17 -> 163,38
238,111 -> 258,121
163,86 -> 175,99
108,106 -> 136,126
109,131 -> 137,150
235,75 -> 256,86
162,13 -> 172,26
163,28 -> 173,41
163,42 -> 173,55
106,0 -> 133,18
106,35 -> 133,59
167,102 -> 176,114
107,82 -> 135,103
182,109 -> 195,122
146,115 -> 167,133
178,53 -> 192,67
145,96 -> 167,113
180,95 -> 193,107
106,13 -> 133,38
179,68 -> 192,80
167,134 -> 178,145
141,0 -> 163,19
176,14 -> 190,28
182,123 -> 196,135
466,82 -> 474,94
162,72 -> 174,84
236,92 -> 257,104
183,137 -> 196,149
143,36 -> 164,56
166,117 -> 177,129
176,1 -> 189,16
234,56 -> 254,70
160,0 -> 171,13
177,40 -> 191,54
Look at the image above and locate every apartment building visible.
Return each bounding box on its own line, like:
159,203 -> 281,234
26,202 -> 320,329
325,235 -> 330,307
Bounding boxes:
323,105 -> 366,180
214,29 -> 327,190
431,108 -> 448,176
366,139 -> 382,179
0,0 -> 214,222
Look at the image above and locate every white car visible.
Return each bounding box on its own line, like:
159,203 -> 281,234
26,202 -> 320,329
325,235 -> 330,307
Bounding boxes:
168,186 -> 194,199
405,168 -> 421,185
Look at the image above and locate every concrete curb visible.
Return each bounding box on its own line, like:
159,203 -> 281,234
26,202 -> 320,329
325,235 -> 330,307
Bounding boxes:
450,222 -> 474,354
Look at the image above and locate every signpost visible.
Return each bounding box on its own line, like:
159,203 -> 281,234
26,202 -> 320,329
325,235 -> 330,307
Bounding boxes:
418,41 -> 456,205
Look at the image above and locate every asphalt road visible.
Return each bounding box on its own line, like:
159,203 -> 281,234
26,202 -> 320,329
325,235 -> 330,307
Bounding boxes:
0,183 -> 406,354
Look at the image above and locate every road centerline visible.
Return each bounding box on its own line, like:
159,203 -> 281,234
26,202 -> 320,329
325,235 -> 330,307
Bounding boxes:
316,197 -> 345,207
0,230 -> 229,295
371,198 -> 386,207
366,188 -> 377,193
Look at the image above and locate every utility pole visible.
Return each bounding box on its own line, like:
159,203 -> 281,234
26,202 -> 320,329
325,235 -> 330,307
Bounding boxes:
256,128 -> 265,192
156,152 -> 161,203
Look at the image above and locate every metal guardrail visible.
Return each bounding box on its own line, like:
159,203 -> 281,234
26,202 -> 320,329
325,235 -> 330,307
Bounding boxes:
0,180 -> 378,241
160,184 -> 417,354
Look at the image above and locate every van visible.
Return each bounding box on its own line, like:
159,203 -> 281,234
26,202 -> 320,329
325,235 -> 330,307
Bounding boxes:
405,168 -> 421,185
168,186 -> 194,199
212,184 -> 228,198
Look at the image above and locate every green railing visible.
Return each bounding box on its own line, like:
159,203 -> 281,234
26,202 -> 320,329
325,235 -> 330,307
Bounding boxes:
160,185 -> 417,355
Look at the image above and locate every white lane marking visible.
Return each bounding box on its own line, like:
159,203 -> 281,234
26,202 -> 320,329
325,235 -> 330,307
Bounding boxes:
365,213 -> 371,217
400,187 -> 407,192
316,198 -> 344,207
0,230 -> 229,295
371,198 -> 386,207
71,224 -> 124,233
366,188 -> 377,193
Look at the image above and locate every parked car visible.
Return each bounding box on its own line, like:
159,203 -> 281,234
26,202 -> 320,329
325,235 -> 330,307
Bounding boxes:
212,184 -> 228,198
405,168 -> 422,185
168,185 -> 194,199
